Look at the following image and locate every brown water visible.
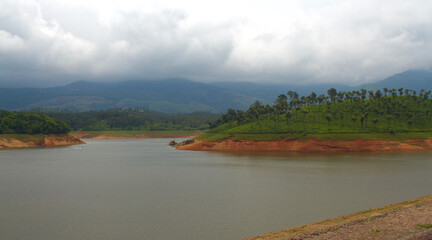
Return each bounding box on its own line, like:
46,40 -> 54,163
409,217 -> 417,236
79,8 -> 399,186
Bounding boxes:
1,139 -> 432,240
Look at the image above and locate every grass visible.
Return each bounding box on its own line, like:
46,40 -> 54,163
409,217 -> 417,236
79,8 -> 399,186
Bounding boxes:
416,224 -> 432,229
197,132 -> 432,142
210,95 -> 432,143
73,130 -> 202,137
195,132 -> 232,141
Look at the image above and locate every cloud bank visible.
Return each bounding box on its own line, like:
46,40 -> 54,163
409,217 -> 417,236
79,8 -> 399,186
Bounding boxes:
1,0 -> 432,87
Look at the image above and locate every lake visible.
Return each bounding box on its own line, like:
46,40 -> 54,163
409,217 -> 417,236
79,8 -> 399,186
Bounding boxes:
1,139 -> 432,240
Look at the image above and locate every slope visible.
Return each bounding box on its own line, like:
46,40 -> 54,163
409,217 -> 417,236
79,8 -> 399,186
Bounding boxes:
0,79 -> 255,113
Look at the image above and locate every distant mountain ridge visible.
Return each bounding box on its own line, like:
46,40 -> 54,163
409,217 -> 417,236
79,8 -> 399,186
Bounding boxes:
361,69 -> 432,90
0,79 -> 255,113
210,81 -> 352,103
1,69 -> 431,113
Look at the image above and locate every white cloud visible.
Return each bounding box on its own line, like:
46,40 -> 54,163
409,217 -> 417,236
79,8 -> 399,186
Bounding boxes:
1,0 -> 432,87
0,30 -> 25,52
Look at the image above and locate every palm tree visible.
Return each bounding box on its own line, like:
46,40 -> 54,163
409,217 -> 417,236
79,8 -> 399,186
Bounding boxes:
360,89 -> 367,100
327,88 -> 337,103
274,94 -> 289,126
383,88 -> 388,97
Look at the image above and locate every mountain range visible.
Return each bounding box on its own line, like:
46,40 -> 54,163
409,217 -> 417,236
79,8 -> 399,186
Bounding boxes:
1,69 -> 432,113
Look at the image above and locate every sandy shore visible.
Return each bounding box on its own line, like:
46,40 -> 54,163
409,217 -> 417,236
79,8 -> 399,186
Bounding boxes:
246,194 -> 432,240
0,134 -> 85,149
176,138 -> 432,152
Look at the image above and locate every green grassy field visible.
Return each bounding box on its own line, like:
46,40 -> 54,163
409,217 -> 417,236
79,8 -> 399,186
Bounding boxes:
204,90 -> 432,142
197,131 -> 432,142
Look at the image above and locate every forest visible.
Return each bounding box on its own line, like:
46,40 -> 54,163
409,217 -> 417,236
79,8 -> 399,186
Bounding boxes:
0,110 -> 70,134
38,108 -> 221,131
205,88 -> 432,140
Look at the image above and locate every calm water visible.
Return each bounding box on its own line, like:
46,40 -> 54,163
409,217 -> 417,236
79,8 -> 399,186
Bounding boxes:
1,139 -> 432,240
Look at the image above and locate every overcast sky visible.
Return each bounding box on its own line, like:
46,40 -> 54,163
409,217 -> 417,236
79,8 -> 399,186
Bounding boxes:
1,0 -> 432,87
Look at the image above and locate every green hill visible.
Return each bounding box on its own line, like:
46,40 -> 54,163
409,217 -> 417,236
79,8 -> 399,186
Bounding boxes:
200,88 -> 432,141
0,110 -> 70,134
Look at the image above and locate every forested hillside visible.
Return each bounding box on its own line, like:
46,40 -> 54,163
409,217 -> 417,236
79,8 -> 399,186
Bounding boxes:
40,109 -> 220,131
0,110 -> 70,134
0,79 -> 255,113
1,70 -> 430,113
204,88 -> 432,140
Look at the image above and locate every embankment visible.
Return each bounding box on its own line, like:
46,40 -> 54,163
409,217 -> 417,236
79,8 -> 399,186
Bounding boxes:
176,138 -> 432,152
0,134 -> 85,149
246,194 -> 432,240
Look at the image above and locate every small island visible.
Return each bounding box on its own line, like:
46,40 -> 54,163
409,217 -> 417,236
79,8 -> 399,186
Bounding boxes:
0,110 -> 84,149
176,88 -> 432,152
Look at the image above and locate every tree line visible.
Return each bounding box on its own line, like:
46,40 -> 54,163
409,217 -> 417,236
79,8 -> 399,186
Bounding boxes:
0,110 -> 70,134
35,108 -> 221,131
210,87 -> 432,133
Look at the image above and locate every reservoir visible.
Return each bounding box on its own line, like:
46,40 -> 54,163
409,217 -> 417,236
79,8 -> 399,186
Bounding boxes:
1,139 -> 432,240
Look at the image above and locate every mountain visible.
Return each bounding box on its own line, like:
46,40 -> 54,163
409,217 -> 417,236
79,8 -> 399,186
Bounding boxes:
1,69 -> 431,113
210,81 -> 351,103
0,79 -> 350,113
360,69 -> 432,90
0,79 -> 256,113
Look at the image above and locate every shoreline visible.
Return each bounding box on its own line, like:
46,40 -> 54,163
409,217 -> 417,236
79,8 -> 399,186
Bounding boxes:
72,131 -> 202,139
0,134 -> 85,149
246,194 -> 432,240
175,138 -> 432,152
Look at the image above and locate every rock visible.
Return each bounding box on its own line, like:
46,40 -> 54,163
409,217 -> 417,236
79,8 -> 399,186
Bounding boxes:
171,139 -> 195,147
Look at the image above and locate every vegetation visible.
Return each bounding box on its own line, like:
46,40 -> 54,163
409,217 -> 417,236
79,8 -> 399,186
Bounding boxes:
0,110 -> 70,134
74,130 -> 202,137
204,88 -> 432,141
416,224 -> 432,229
0,79 -> 255,113
34,108 -> 220,131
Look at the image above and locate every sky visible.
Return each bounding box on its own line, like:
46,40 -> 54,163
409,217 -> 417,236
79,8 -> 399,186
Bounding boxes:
1,0 -> 432,87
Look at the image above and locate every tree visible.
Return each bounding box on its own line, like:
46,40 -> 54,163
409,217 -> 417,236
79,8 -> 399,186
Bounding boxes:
374,90 -> 382,99
273,94 -> 288,126
327,88 -> 337,103
274,94 -> 288,113
360,89 -> 367,100
226,108 -> 236,128
309,92 -> 317,105
287,91 -> 299,102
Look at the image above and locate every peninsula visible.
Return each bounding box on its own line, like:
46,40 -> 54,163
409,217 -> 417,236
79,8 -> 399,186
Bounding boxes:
0,110 -> 84,149
176,88 -> 432,152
